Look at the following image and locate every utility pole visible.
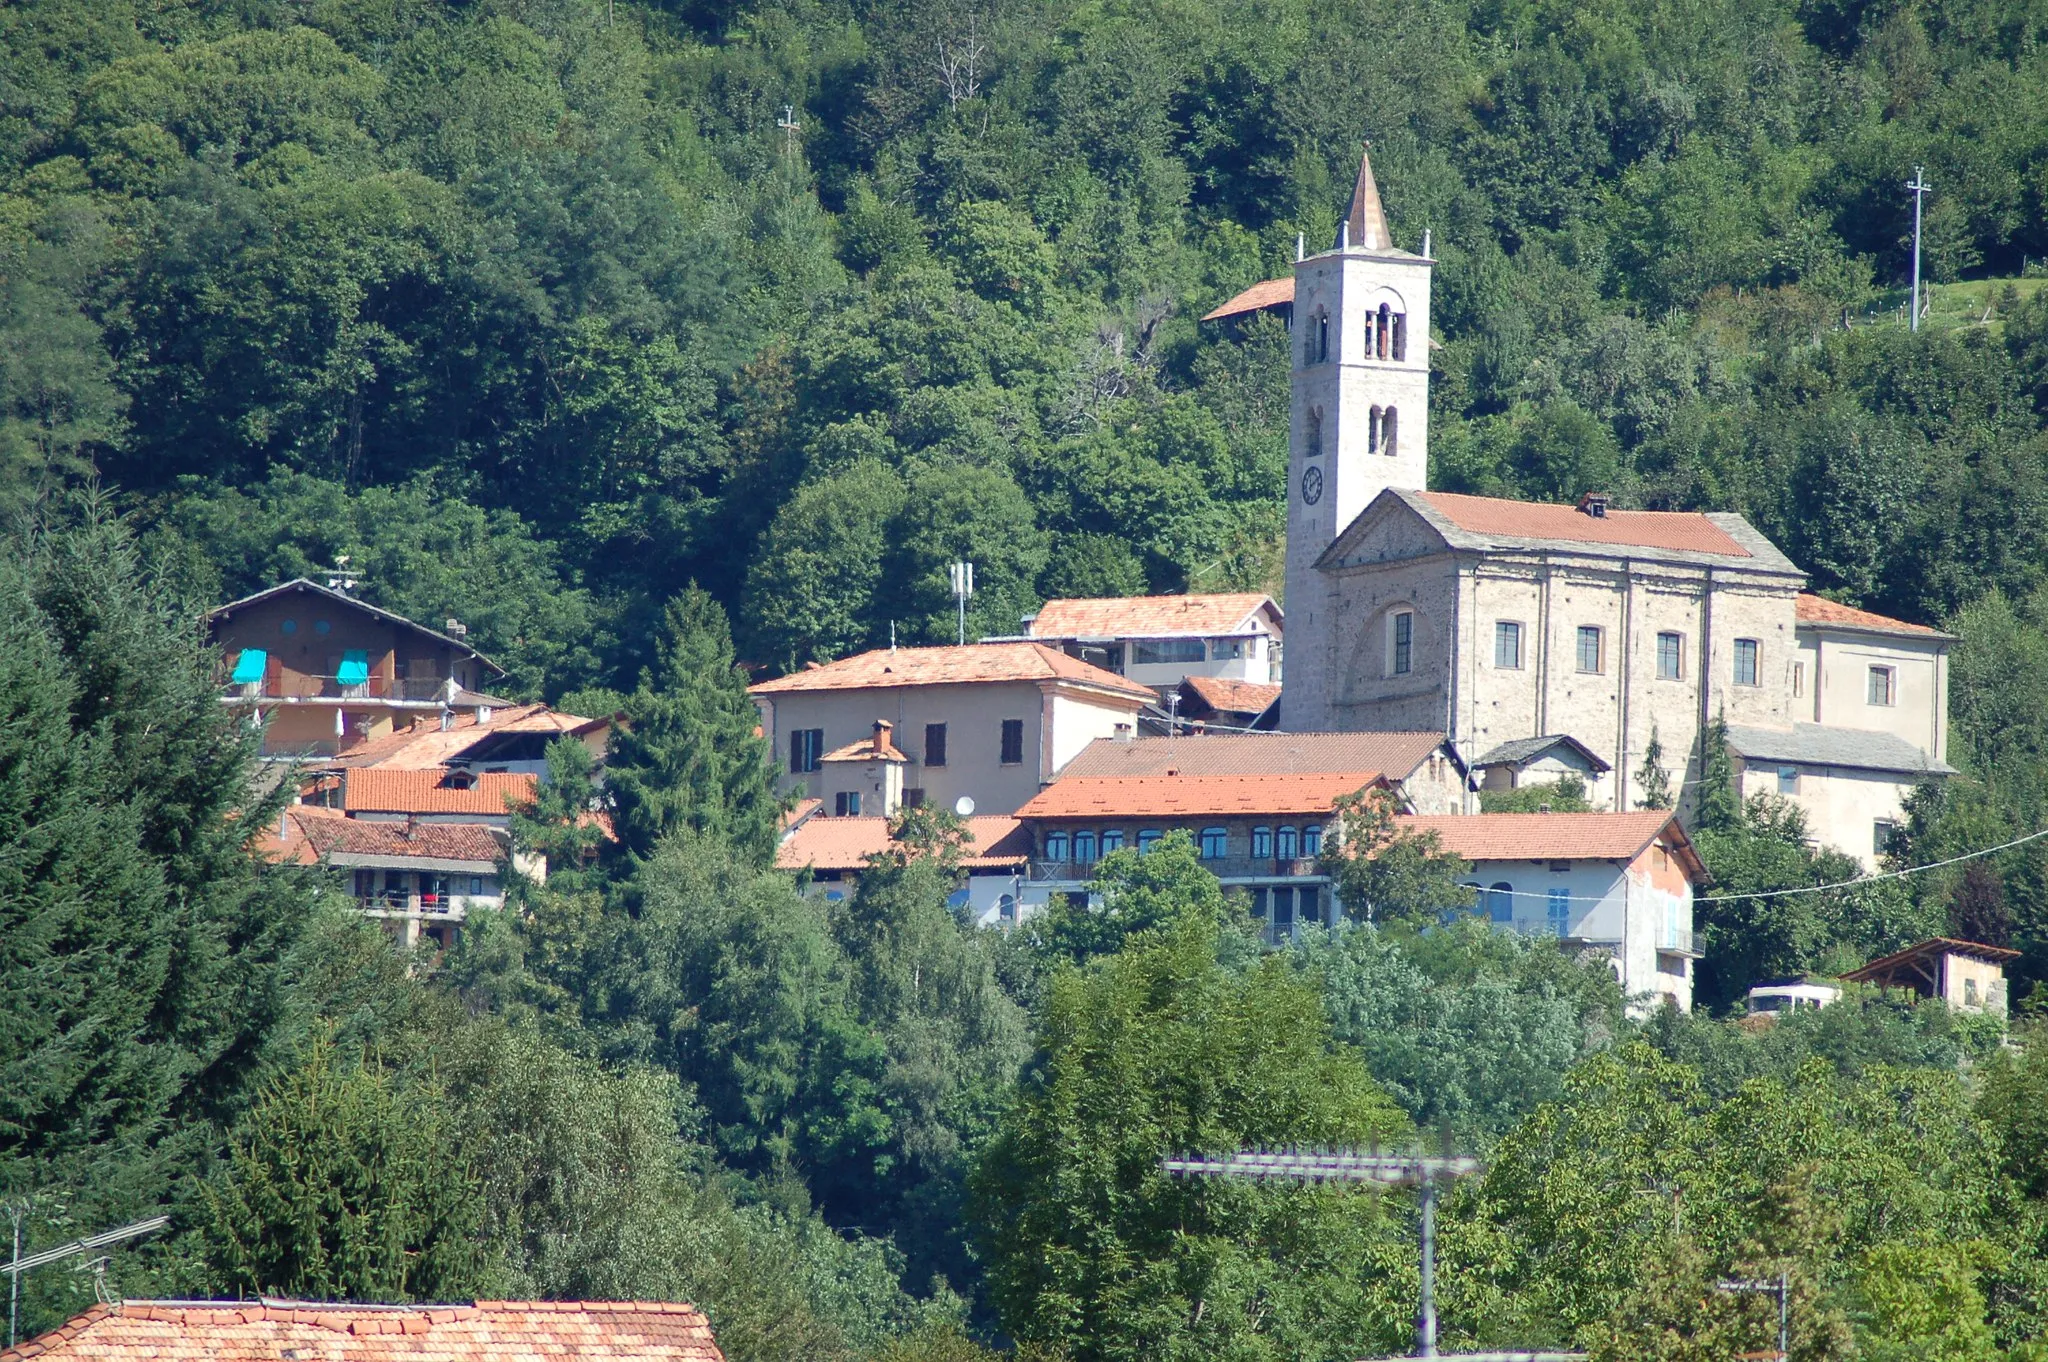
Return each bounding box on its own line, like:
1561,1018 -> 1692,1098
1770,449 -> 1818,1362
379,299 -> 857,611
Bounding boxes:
1162,1148 -> 1578,1360
1907,166 -> 1931,332
777,104 -> 802,159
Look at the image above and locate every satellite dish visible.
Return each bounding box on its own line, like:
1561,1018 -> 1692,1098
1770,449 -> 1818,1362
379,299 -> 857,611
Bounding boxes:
954,795 -> 976,817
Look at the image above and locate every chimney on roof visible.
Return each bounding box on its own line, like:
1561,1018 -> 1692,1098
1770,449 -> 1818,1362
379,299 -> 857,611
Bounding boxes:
1114,723 -> 1134,741
404,813 -> 419,841
1577,492 -> 1611,518
873,719 -> 893,751
445,618 -> 468,637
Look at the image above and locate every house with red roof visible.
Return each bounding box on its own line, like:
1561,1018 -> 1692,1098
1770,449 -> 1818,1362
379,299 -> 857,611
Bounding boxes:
749,643 -> 1155,818
776,808 -> 1036,925
0,1298 -> 724,1362
1022,592 -> 1283,691
1251,145 -> 1952,869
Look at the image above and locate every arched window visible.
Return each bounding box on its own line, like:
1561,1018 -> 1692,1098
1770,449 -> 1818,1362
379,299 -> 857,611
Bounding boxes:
1074,830 -> 1097,864
1377,303 -> 1392,359
1102,829 -> 1125,853
1302,825 -> 1323,857
1488,882 -> 1514,923
1363,308 -> 1377,358
1383,407 -> 1398,459
1252,826 -> 1273,858
1276,826 -> 1299,860
1045,831 -> 1070,862
1137,829 -> 1163,852
1391,312 -> 1406,360
1313,311 -> 1330,364
1368,405 -> 1382,455
1199,827 -> 1228,859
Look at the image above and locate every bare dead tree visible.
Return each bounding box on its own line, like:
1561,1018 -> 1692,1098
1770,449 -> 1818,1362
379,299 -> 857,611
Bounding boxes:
934,23 -> 984,107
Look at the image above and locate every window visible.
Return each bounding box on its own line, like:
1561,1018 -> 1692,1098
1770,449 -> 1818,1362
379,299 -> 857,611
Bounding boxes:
1302,825 -> 1323,857
1215,639 -> 1244,660
1313,311 -> 1329,364
834,791 -> 862,816
1137,829 -> 1162,852
1734,638 -> 1760,686
1495,621 -> 1524,670
790,728 -> 825,773
1368,405 -> 1382,454
1102,829 -> 1125,853
1045,831 -> 1070,862
1576,625 -> 1603,674
903,787 -> 925,808
1793,661 -> 1806,698
1383,407 -> 1398,459
1778,765 -> 1799,795
1300,887 -> 1323,928
1276,826 -> 1299,859
1547,887 -> 1571,936
1488,882 -> 1514,924
1656,631 -> 1684,680
1390,610 -> 1413,676
1868,665 -> 1897,707
1132,639 -> 1205,665
470,876 -> 484,896
1252,826 -> 1274,858
1200,827 -> 1228,859
1271,886 -> 1295,931
924,723 -> 947,767
1305,408 -> 1323,459
1000,718 -> 1026,764
1074,830 -> 1097,864
1376,303 -> 1393,359
1875,819 -> 1901,859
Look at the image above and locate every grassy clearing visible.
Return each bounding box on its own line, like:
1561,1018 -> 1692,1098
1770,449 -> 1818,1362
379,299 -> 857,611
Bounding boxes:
1861,275 -> 2048,336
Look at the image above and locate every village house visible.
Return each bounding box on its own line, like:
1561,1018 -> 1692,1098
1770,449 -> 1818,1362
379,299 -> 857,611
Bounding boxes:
776,807 -> 1035,925
1469,734 -> 1612,804
1023,592 -> 1284,690
1414,809 -> 1705,1012
749,643 -> 1155,818
1248,147 -> 1952,870
1169,674 -> 1282,731
1012,730 -> 1465,939
209,578 -> 508,759
0,1299 -> 726,1362
261,805 -> 536,951
297,767 -> 539,827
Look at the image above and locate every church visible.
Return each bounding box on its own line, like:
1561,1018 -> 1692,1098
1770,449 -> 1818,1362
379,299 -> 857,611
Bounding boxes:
1214,149 -> 1954,869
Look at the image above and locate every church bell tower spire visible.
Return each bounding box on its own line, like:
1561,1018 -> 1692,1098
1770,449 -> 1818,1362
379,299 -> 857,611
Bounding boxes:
1280,143 -> 1435,730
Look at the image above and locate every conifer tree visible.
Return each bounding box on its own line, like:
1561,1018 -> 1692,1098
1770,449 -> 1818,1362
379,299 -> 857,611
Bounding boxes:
604,586 -> 782,867
0,497 -> 315,1302
1635,726 -> 1674,810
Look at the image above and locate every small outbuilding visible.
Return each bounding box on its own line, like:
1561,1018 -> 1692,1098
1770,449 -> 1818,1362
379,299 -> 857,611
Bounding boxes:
1841,937 -> 2018,1016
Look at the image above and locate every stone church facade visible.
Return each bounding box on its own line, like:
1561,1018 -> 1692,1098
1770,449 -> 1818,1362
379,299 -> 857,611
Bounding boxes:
1279,151 -> 1953,869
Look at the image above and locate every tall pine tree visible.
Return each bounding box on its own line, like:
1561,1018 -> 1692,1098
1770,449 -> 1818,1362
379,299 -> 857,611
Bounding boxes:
605,586 -> 782,867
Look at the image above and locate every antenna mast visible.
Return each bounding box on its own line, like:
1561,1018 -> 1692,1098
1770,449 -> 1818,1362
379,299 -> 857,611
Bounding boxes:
6,1213 -> 170,1346
950,561 -> 975,646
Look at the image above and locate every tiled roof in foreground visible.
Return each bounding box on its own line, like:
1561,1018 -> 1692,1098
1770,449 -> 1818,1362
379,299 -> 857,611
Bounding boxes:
1400,810 -> 1686,865
0,1299 -> 724,1362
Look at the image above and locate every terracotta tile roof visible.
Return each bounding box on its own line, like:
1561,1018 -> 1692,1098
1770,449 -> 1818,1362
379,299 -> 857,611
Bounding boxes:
1058,731 -> 1445,780
341,769 -> 537,815
749,643 -> 1154,701
1,1299 -> 723,1362
1029,593 -> 1277,639
260,808 -> 506,867
1179,675 -> 1282,717
1794,593 -> 1943,636
1201,276 -> 1294,322
776,815 -> 1032,871
314,703 -> 594,769
1397,811 -> 1688,866
1417,491 -> 1751,558
1016,772 -> 1384,819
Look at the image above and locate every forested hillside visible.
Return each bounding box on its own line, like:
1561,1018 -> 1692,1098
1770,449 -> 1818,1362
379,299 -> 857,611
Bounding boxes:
13,0 -> 2048,1358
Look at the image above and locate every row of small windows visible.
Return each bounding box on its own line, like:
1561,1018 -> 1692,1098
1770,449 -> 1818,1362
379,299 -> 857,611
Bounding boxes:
1043,825 -> 1323,863
1470,620 -> 1902,704
1302,305 -> 1409,367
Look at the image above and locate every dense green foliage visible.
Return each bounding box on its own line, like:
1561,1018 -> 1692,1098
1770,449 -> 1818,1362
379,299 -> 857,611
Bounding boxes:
17,0 -> 2048,1354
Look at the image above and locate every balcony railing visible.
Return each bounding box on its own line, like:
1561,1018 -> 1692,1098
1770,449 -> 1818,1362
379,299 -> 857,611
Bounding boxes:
1029,857 -> 1322,883
356,894 -> 472,918
229,675 -> 453,703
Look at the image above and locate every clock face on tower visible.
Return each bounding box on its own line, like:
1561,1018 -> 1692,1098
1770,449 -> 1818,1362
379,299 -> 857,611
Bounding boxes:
1300,464 -> 1324,505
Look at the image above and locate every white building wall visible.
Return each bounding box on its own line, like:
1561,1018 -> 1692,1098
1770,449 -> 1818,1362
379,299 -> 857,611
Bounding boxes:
1797,627 -> 1948,762
1736,761 -> 1917,871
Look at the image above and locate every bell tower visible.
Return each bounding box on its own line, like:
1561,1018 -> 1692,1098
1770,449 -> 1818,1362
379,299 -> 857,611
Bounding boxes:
1282,146 -> 1434,730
